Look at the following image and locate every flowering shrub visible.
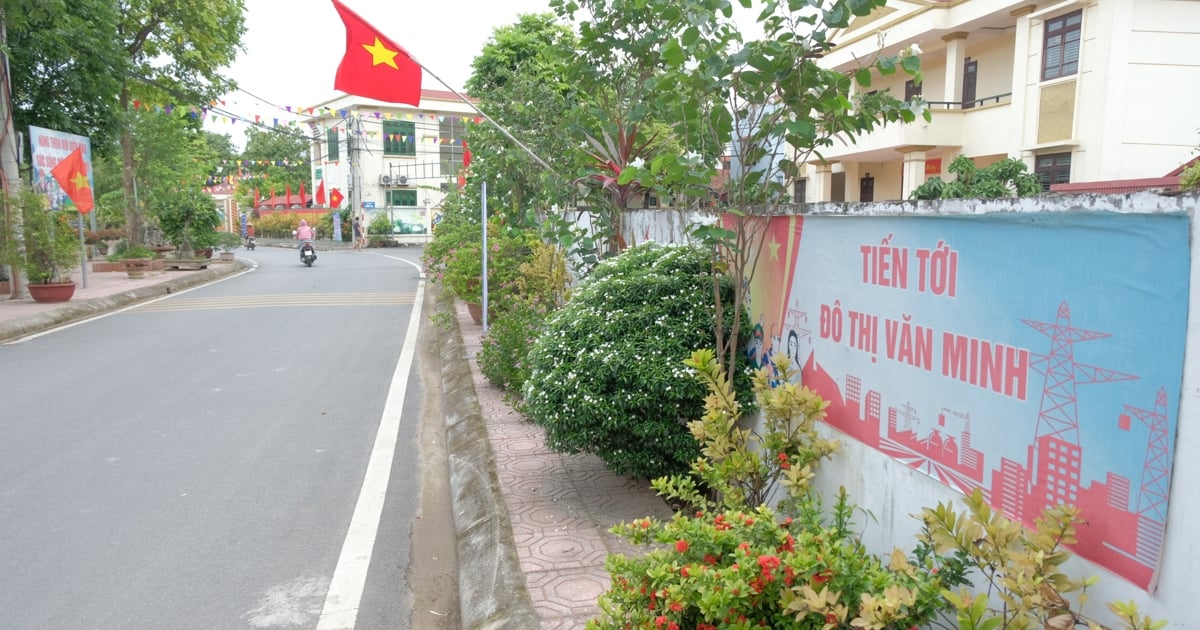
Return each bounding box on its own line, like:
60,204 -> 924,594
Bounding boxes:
522,242 -> 751,479
654,349 -> 840,512
589,493 -> 955,629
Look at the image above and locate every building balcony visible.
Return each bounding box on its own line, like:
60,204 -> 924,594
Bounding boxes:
817,93 -> 1013,163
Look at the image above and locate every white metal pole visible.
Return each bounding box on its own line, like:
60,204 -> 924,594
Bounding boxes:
481,180 -> 488,333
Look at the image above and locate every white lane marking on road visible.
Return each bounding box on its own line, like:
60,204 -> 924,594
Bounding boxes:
315,277 -> 424,630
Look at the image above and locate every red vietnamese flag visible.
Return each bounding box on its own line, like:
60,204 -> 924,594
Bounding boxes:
329,188 -> 345,208
315,180 -> 326,205
332,0 -> 422,105
50,147 -> 94,213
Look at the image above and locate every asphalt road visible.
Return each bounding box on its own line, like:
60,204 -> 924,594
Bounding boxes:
0,245 -> 457,629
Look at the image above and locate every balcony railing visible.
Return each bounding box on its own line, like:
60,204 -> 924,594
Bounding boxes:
925,92 -> 1013,110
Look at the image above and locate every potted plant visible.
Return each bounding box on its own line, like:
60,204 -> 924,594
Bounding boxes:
214,231 -> 241,262
112,244 -> 156,278
4,188 -> 83,302
155,187 -> 219,269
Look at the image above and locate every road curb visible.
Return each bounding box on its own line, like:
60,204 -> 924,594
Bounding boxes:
434,286 -> 540,630
0,261 -> 247,343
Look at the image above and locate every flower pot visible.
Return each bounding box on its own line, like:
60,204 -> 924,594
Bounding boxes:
28,282 -> 76,303
123,259 -> 153,279
218,251 -> 235,262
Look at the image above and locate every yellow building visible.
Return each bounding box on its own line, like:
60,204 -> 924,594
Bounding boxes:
801,0 -> 1200,202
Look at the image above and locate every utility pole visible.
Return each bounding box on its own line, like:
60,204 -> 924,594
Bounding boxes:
348,112 -> 361,233
0,13 -> 27,298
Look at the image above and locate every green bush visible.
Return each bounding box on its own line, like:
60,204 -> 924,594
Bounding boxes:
521,242 -> 751,480
479,296 -> 551,398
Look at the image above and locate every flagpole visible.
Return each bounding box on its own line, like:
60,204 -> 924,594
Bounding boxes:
412,61 -> 556,175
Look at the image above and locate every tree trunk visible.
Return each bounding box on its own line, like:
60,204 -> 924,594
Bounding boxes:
0,16 -> 27,298
119,87 -> 143,246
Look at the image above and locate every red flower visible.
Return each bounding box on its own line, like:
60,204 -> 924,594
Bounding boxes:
757,555 -> 781,573
704,554 -> 719,565
675,540 -> 689,553
779,534 -> 795,553
813,568 -> 834,584
669,602 -> 683,612
826,612 -> 839,624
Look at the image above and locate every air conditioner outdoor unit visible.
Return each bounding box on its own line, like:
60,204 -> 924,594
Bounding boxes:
397,175 -> 408,186
379,174 -> 392,186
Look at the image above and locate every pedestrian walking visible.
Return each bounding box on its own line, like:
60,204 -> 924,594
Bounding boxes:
353,214 -> 364,251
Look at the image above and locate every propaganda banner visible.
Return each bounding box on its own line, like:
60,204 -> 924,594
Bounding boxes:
744,211 -> 1190,591
29,126 -> 94,212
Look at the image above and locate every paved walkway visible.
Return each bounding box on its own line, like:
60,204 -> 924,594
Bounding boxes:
448,299 -> 673,629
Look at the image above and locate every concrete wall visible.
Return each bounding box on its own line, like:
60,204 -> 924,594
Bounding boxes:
621,190 -> 1200,627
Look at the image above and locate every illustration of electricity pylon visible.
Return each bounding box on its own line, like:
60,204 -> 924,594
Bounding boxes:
1121,387 -> 1171,523
1023,302 -> 1137,512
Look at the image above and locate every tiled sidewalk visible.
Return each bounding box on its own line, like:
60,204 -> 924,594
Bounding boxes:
453,301 -> 674,629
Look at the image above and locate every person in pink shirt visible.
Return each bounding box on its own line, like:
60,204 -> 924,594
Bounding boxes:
295,219 -> 316,262
295,219 -> 314,241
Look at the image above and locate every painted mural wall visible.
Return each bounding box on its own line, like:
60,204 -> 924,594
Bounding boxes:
744,211 -> 1188,591
622,191 -> 1200,623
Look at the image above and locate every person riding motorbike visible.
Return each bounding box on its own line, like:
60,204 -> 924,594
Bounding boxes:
295,219 -> 315,257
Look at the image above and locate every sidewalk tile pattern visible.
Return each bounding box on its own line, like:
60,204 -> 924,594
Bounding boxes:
454,301 -> 675,629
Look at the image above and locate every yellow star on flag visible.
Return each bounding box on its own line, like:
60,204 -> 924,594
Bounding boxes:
767,235 -> 782,261
362,37 -> 399,69
70,171 -> 90,193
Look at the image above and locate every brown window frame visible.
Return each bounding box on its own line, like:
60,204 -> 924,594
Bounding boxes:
1042,10 -> 1082,81
1035,153 -> 1072,191
904,79 -> 921,101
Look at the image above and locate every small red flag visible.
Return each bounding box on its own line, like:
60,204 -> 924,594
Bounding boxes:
459,141 -> 471,188
286,184 -> 293,206
316,180 -> 326,205
332,0 -> 422,105
329,188 -> 345,208
50,147 -> 94,213
253,188 -> 260,208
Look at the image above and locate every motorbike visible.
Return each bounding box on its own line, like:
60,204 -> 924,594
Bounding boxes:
299,241 -> 317,267
245,236 -> 256,250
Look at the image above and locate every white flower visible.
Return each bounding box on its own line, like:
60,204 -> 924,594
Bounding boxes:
629,157 -> 645,169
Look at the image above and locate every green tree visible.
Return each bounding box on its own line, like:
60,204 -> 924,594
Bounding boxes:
115,0 -> 246,245
556,0 -> 927,381
910,155 -> 1042,200
4,0 -> 126,155
237,126 -> 311,211
462,13 -> 582,226
128,108 -> 222,248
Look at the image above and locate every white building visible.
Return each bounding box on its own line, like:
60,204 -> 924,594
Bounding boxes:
799,0 -> 1200,202
304,89 -> 478,243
